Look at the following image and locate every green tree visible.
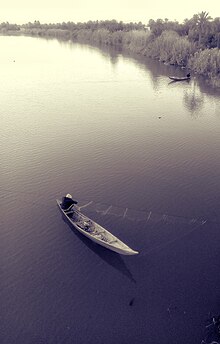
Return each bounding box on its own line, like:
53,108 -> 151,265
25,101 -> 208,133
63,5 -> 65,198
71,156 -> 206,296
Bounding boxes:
148,19 -> 165,36
194,11 -> 212,46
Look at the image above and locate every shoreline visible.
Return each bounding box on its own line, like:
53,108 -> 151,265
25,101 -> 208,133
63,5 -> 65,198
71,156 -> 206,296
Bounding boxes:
1,21 -> 220,87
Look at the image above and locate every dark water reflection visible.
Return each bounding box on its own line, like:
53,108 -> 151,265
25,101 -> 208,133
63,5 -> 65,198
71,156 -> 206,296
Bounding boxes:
183,80 -> 205,116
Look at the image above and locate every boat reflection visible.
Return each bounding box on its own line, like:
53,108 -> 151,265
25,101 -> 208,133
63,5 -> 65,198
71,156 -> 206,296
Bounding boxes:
168,79 -> 190,85
62,215 -> 136,284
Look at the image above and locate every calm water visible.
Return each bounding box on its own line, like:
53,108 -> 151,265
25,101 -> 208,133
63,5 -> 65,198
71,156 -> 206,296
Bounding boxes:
1,35 -> 220,344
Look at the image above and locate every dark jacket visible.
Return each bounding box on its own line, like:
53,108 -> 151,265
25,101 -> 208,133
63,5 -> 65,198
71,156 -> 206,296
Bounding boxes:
61,197 -> 78,210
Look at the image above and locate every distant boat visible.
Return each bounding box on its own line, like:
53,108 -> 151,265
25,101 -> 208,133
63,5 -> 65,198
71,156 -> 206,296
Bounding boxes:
57,199 -> 139,255
169,73 -> 191,81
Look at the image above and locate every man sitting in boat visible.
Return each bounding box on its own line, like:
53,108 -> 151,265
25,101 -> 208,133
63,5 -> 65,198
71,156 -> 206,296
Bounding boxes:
61,194 -> 78,211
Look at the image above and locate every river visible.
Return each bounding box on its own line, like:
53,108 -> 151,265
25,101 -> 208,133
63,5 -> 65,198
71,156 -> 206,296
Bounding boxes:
1,35 -> 220,344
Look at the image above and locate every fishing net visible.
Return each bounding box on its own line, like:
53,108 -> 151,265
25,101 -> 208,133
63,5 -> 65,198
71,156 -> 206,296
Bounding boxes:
77,200 -> 206,227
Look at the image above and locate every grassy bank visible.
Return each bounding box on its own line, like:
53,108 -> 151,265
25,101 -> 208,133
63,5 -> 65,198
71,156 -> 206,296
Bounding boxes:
1,16 -> 220,85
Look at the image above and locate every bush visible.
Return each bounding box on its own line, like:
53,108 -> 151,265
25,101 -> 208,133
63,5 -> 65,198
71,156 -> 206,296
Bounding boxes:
143,30 -> 196,67
188,48 -> 220,77
123,30 -> 151,53
46,29 -> 70,39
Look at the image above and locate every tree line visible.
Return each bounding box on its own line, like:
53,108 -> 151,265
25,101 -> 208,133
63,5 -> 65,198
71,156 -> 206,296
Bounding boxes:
1,13 -> 220,48
0,13 -> 220,85
0,19 -> 145,33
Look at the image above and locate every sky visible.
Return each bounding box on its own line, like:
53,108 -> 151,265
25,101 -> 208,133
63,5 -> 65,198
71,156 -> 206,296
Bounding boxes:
0,0 -> 219,25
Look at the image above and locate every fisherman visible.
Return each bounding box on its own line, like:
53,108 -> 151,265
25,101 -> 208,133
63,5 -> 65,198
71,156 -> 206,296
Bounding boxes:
61,193 -> 78,211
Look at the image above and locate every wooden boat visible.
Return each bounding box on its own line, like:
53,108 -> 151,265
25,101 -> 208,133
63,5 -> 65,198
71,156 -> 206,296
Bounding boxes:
169,75 -> 190,81
56,200 -> 139,255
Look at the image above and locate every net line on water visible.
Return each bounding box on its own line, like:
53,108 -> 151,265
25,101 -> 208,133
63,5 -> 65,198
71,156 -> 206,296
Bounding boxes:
77,199 -> 208,227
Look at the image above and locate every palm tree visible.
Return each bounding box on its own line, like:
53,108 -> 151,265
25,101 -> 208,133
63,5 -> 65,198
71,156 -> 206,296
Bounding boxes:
196,11 -> 212,46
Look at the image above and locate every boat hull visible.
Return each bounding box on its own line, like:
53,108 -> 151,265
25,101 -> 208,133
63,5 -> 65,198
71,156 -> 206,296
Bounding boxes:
56,200 -> 138,255
169,76 -> 190,81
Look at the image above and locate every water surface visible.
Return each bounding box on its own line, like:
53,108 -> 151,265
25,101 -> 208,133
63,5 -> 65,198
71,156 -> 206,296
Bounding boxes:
1,36 -> 220,344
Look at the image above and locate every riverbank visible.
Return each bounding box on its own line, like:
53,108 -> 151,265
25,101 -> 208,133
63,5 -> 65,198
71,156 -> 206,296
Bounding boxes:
1,19 -> 220,87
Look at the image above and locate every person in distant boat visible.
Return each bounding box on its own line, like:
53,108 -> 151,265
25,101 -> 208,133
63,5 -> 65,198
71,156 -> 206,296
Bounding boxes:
186,73 -> 190,78
61,193 -> 78,211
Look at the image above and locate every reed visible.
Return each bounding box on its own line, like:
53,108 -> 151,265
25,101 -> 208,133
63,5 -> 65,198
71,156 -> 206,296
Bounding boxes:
188,47 -> 220,77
